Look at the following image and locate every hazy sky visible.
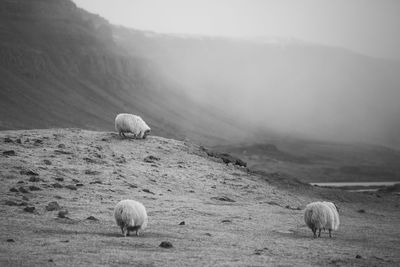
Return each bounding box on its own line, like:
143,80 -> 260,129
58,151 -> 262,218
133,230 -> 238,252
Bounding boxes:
72,0 -> 400,60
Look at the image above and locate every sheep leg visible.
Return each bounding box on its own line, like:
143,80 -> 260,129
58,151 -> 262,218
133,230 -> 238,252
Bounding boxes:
136,230 -> 139,236
318,229 -> 322,238
312,228 -> 317,238
121,227 -> 127,237
329,229 -> 332,238
127,230 -> 130,236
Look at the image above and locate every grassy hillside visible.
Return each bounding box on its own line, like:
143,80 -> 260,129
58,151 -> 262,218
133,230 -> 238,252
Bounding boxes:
0,129 -> 399,266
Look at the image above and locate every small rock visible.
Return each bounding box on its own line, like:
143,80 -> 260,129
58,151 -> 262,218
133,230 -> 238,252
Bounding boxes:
18,202 -> 28,206
76,183 -> 84,187
4,200 -> 19,206
85,170 -> 101,175
179,221 -> 185,225
143,189 -> 155,195
18,187 -> 29,193
43,159 -> 52,165
23,206 -> 35,213
22,196 -> 29,201
221,219 -> 232,223
159,241 -> 173,248
20,170 -> 39,176
34,139 -> 43,145
65,185 -> 77,190
144,155 -> 160,163
72,178 -> 80,183
58,210 -> 68,218
52,183 -> 63,188
357,209 -> 366,213
57,144 -> 66,149
29,176 -> 41,182
60,240 -> 69,243
46,201 -> 61,211
9,187 -> 19,193
16,139 -> 21,144
29,185 -> 41,191
89,180 -> 102,184
6,239 -> 15,242
4,137 -> 13,143
3,150 -> 16,156
86,216 -> 99,221
54,150 -> 73,155
355,255 -> 362,259
17,180 -> 24,184
48,259 -> 54,262
54,177 -> 64,182
211,196 -> 235,202
204,233 -> 212,236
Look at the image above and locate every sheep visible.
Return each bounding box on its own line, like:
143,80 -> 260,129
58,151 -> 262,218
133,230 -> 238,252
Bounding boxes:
114,199 -> 148,237
304,201 -> 340,238
115,113 -> 151,139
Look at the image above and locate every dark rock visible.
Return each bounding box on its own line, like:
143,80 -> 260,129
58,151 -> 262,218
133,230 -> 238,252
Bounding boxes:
65,185 -> 77,190
20,170 -> 39,176
22,196 -> 29,201
144,155 -> 160,163
357,209 -> 366,213
34,139 -> 43,145
76,183 -> 84,187
204,233 -> 212,236
72,178 -> 80,183
29,176 -> 41,182
355,255 -> 362,259
159,241 -> 173,248
3,150 -> 16,156
179,221 -> 185,225
221,219 -> 232,223
4,200 -> 18,206
85,170 -> 101,175
127,183 -> 138,188
6,239 -> 15,242
4,137 -> 13,143
211,196 -> 236,202
46,201 -> 60,211
89,180 -> 102,184
18,187 -> 29,193
58,210 -> 68,218
86,216 -> 99,221
29,186 -> 41,191
9,187 -> 18,192
23,206 -> 35,213
52,183 -> 63,188
17,181 -> 24,184
43,159 -> 52,165
48,259 -> 54,262
16,139 -> 22,144
54,177 -> 64,182
60,240 -> 69,243
143,189 -> 155,195
57,144 -> 66,149
18,202 -> 28,206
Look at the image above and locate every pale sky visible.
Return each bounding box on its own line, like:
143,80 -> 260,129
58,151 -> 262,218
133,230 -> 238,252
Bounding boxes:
72,0 -> 400,60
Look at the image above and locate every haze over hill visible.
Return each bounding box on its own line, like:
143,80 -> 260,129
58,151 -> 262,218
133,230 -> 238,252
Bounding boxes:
1,0 -> 400,149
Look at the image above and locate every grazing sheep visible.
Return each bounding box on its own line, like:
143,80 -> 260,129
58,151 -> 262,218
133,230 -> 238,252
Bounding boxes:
304,201 -> 340,238
114,199 -> 148,237
115,113 -> 151,139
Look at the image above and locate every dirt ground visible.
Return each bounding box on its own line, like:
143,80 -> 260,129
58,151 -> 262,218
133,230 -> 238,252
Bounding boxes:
0,129 -> 399,266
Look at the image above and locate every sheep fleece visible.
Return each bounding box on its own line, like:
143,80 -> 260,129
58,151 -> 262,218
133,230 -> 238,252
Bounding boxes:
114,200 -> 148,233
304,201 -> 340,231
115,113 -> 150,138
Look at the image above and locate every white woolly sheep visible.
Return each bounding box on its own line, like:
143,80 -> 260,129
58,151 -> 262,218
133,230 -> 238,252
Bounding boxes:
304,201 -> 340,238
114,199 -> 148,237
115,113 -> 151,139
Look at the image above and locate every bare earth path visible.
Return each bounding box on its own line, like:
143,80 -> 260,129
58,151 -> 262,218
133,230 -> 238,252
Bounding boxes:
0,129 -> 399,266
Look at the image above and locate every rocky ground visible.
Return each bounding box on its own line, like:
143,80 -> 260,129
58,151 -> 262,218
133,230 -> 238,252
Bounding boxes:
0,129 -> 399,266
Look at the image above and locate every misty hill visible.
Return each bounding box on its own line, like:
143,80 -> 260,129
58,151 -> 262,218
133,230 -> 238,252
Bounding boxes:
114,28 -> 400,148
0,0 -> 253,145
1,128 -> 399,266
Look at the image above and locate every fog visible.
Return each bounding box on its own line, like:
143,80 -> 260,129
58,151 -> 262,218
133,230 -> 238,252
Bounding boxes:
73,1 -> 400,148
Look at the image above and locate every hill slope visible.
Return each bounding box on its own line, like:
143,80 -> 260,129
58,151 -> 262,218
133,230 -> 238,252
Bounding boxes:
0,0 -> 249,145
0,129 -> 399,266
